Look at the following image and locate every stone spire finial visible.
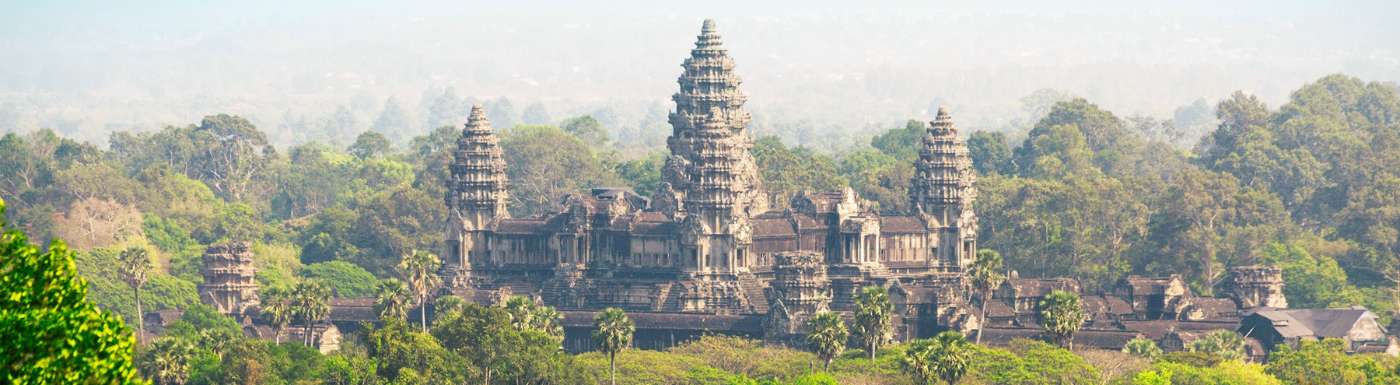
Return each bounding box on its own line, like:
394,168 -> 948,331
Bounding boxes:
701,19 -> 717,34
465,104 -> 491,133
930,105 -> 957,136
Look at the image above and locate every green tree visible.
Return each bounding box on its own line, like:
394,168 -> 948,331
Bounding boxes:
375,278 -> 411,322
1122,337 -> 1163,360
852,286 -> 893,359
1266,339 -> 1375,385
398,249 -> 442,332
903,331 -> 972,385
968,249 -> 1006,344
300,260 -> 379,297
366,318 -> 469,384
1038,290 -> 1085,349
561,115 -> 610,147
260,287 -> 292,344
871,120 -> 926,160
1188,330 -> 1247,361
348,131 -> 392,159
138,337 -> 195,385
0,198 -> 142,385
752,136 -> 846,207
190,114 -> 274,201
432,303 -> 515,384
118,246 -> 153,343
967,131 -> 1013,175
593,307 -> 635,385
805,311 -> 848,370
501,125 -> 623,215
290,280 -> 331,347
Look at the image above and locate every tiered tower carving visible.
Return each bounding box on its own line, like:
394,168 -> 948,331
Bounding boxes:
1225,265 -> 1288,309
444,105 -> 510,285
199,241 -> 259,317
764,252 -> 832,344
909,107 -> 978,270
655,19 -> 768,276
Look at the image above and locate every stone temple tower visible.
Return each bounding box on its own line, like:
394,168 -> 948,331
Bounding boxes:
1225,265 -> 1288,309
444,105 -> 510,286
655,19 -> 768,276
199,241 -> 259,317
909,107 -> 978,270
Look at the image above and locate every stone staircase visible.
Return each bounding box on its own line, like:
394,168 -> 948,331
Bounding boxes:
737,274 -> 770,314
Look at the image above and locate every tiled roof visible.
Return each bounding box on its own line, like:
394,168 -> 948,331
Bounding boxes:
497,219 -> 549,234
1248,308 -> 1375,339
880,216 -> 926,233
753,217 -> 795,237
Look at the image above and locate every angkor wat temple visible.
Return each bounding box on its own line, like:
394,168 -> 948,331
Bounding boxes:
177,19 -> 1400,359
432,19 -> 1307,353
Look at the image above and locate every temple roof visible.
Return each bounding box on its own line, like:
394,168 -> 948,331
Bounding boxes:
880,216 -> 926,233
1246,308 -> 1379,339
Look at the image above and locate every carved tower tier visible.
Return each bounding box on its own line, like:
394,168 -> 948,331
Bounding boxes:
656,19 -> 768,276
444,105 -> 510,286
909,107 -> 978,271
199,241 -> 259,317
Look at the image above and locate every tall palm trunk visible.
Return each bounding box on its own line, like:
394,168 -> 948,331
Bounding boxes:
134,286 -> 144,344
976,291 -> 990,344
305,317 -> 313,347
609,352 -> 617,385
419,294 -> 428,332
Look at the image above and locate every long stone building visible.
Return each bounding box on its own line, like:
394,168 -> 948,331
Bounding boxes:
432,19 -> 1311,353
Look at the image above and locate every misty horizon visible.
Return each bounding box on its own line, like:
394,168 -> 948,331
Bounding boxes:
2,0 -> 1398,149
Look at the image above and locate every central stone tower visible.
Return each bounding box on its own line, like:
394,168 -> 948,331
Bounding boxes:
655,19 -> 768,276
909,107 -> 978,270
444,105 -> 510,286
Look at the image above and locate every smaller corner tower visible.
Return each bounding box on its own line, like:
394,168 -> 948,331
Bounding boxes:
444,105 -> 510,286
199,241 -> 259,317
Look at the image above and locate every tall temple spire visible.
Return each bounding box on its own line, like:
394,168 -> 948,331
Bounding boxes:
654,18 -> 768,275
659,19 -> 767,223
445,105 -> 509,284
909,106 -> 978,269
910,106 -> 975,212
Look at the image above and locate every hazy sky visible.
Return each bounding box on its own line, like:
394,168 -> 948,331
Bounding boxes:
2,0 -> 1397,146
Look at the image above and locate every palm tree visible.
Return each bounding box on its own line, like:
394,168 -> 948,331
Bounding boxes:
592,307 -> 635,385
532,305 -> 564,338
1038,289 -> 1086,349
968,249 -> 1006,344
398,249 -> 442,332
374,278 -> 410,321
1122,336 -> 1163,359
853,285 -> 893,359
1188,330 -> 1246,360
504,295 -> 536,331
261,287 -> 292,344
197,328 -> 236,360
806,311 -> 849,370
139,337 -> 195,385
118,246 -> 153,343
902,331 -> 972,385
291,280 -> 331,347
